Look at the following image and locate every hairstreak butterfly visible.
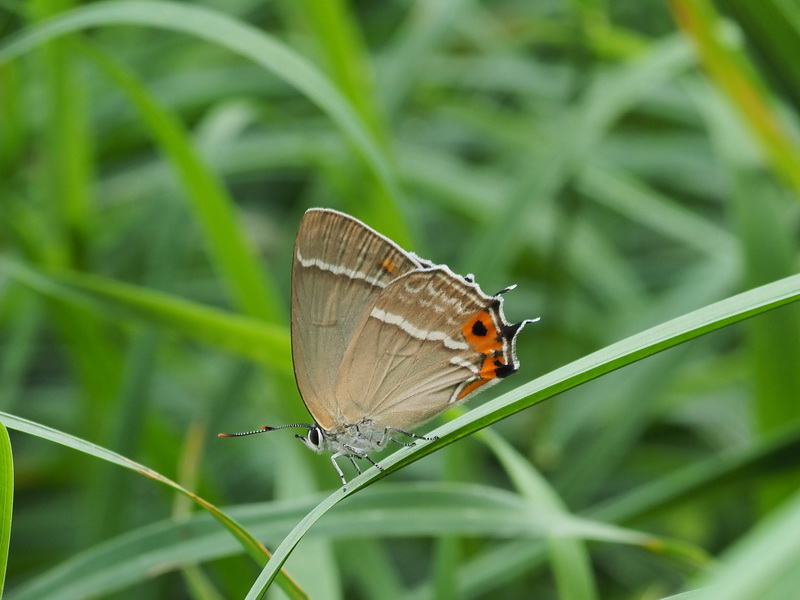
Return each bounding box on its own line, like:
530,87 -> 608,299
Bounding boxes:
220,208 -> 537,488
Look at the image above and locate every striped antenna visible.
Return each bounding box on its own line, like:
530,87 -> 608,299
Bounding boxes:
218,423 -> 314,438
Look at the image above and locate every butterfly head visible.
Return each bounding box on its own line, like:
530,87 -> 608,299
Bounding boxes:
295,425 -> 326,453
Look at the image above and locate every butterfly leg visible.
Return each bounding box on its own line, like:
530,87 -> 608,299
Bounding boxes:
344,444 -> 383,471
385,426 -> 439,445
347,455 -> 363,475
360,453 -> 383,471
389,438 -> 415,447
329,451 -> 349,490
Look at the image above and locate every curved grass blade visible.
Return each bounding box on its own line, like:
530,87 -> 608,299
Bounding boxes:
689,485 -> 800,599
0,422 -> 12,598
477,428 -> 600,600
1,259 -> 291,372
0,413 -> 308,600
248,272 -> 800,596
669,0 -> 800,194
9,482 -> 677,600
81,40 -> 281,323
417,421 -> 800,600
0,0 -> 403,210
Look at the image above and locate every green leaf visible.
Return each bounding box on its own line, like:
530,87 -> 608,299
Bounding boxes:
669,0 -> 800,193
0,412 -> 307,600
0,422 -> 13,598
1,259 -> 291,372
8,482 -> 661,600
247,273 -> 800,596
0,0 -> 403,213
81,41 -> 282,322
690,486 -> 800,599
479,429 -> 600,600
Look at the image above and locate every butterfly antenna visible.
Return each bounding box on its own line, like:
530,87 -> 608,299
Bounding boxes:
494,283 -> 517,295
218,423 -> 314,438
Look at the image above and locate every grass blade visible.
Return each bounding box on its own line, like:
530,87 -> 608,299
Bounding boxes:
0,423 -> 12,598
80,41 -> 282,322
8,482 -> 686,600
1,259 -> 291,371
690,486 -> 800,599
479,429 -> 599,600
0,0 -> 403,211
246,273 -> 800,595
0,412 -> 308,600
669,0 -> 800,193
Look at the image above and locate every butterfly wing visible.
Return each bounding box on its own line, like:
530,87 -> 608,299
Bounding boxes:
291,208 -> 422,430
333,267 -> 531,431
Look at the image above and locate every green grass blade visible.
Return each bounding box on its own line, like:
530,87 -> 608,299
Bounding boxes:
669,0 -> 800,193
0,0 -> 403,209
578,163 -> 735,257
35,31 -> 92,269
285,0 -> 409,248
0,61 -> 24,167
695,68 -> 800,508
79,41 -> 281,322
8,482 -> 673,600
1,260 -> 291,372
337,539 -> 405,600
0,412 -> 308,600
0,422 -> 13,598
690,486 -> 800,599
479,429 -> 599,600
465,34 -> 693,276
716,0 -> 800,113
181,565 -> 226,600
430,446 -> 467,600
427,422 -> 800,599
0,290 -> 42,411
246,273 -> 800,595
732,175 -> 800,507
591,420 -> 800,523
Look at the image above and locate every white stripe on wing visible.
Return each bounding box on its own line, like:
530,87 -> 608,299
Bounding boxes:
370,307 -> 470,350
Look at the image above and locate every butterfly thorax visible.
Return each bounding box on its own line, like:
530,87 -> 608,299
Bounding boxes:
300,419 -> 390,457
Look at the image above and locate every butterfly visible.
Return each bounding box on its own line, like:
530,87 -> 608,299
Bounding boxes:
220,209 -> 536,488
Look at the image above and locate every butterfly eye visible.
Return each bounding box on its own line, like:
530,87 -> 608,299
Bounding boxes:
308,427 -> 322,448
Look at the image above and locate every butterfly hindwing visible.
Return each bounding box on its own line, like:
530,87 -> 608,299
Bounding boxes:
333,268 -> 529,430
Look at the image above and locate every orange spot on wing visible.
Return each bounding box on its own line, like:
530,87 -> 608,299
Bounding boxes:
457,360 -> 505,401
457,378 -> 490,400
381,257 -> 396,273
462,311 -> 503,355
457,310 -> 515,401
480,355 -> 505,378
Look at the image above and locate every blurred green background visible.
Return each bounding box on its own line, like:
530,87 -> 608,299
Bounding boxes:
2,0 -> 800,598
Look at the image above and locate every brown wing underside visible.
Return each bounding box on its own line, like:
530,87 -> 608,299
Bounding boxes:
291,209 -> 421,430
334,268 -> 528,431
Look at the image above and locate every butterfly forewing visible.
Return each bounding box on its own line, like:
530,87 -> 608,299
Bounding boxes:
291,209 -> 422,430
333,268 -> 526,431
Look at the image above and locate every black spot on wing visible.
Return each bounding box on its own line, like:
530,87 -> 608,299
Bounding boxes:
495,363 -> 517,378
472,320 -> 488,337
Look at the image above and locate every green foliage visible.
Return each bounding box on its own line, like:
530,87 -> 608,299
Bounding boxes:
2,0 -> 800,598
0,423 -> 12,598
